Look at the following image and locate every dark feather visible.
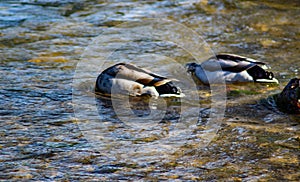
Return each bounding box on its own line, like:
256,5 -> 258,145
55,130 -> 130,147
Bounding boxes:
216,54 -> 266,65
275,78 -> 300,114
246,65 -> 274,81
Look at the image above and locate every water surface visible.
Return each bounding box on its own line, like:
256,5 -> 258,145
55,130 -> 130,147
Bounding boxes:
0,0 -> 299,181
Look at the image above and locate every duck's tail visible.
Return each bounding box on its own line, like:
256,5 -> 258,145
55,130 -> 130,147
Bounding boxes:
247,65 -> 278,83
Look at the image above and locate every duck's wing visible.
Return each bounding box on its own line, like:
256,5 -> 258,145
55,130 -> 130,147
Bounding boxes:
118,63 -> 183,96
202,54 -> 266,73
114,63 -> 173,87
216,54 -> 266,65
123,63 -> 167,79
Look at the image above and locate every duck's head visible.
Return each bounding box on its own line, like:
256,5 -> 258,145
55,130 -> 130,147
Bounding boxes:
185,62 -> 199,73
276,78 -> 300,114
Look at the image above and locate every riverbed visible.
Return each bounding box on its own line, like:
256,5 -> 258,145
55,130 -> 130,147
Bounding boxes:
0,0 -> 299,181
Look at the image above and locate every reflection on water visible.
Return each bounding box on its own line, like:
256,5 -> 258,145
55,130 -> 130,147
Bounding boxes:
0,0 -> 299,181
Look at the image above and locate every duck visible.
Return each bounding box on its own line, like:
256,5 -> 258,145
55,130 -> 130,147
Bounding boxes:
186,53 -> 279,85
95,63 -> 183,97
274,78 -> 300,114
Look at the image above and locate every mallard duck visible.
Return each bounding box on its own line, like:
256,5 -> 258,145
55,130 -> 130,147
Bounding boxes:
95,63 -> 183,97
274,78 -> 300,114
186,53 -> 278,84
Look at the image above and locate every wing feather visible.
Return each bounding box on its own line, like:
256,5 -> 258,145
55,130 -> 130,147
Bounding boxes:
202,54 -> 266,73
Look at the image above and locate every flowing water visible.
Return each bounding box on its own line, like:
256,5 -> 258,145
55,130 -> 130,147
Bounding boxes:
0,0 -> 299,181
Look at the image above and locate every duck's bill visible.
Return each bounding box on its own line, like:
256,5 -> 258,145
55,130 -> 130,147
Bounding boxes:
160,93 -> 185,98
255,78 -> 279,84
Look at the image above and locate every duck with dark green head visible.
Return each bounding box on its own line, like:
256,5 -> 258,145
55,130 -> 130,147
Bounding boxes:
274,78 -> 300,114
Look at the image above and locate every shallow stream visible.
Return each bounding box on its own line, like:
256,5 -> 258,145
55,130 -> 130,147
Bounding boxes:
0,0 -> 299,181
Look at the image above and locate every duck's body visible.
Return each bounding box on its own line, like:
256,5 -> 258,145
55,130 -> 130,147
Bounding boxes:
274,78 -> 300,114
186,53 -> 278,84
95,63 -> 183,97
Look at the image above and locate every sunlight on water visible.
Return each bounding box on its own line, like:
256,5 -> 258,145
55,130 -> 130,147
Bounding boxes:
0,0 -> 299,181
